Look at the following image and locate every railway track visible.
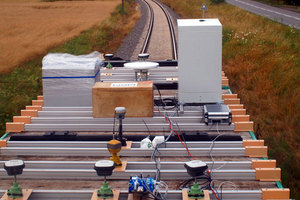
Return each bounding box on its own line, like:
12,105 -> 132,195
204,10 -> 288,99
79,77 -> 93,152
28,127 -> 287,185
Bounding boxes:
139,0 -> 177,60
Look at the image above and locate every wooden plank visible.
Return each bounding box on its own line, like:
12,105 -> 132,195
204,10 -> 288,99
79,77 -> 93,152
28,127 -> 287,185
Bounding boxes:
256,168 -> 281,181
37,96 -> 44,100
25,106 -> 42,111
91,189 -> 120,200
252,160 -> 276,169
0,140 -> 7,147
182,189 -> 210,200
32,100 -> 44,106
243,140 -> 264,147
113,161 -> 127,172
262,188 -> 290,199
6,122 -> 24,133
13,116 -> 31,124
121,141 -> 132,150
222,94 -> 238,99
231,109 -> 246,115
245,146 -> 268,157
234,121 -> 254,131
232,115 -> 250,123
222,78 -> 229,86
224,98 -> 240,105
21,110 -> 38,118
92,81 -> 153,118
1,189 -> 32,200
228,104 -> 244,109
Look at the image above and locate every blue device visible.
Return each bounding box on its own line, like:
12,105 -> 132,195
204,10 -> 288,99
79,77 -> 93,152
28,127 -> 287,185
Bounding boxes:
128,176 -> 155,193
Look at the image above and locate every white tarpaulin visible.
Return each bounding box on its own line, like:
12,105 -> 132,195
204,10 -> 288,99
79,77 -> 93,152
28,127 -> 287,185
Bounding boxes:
42,51 -> 103,107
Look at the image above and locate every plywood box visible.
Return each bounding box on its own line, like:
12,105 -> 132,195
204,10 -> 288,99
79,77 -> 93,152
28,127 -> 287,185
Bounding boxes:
92,81 -> 153,118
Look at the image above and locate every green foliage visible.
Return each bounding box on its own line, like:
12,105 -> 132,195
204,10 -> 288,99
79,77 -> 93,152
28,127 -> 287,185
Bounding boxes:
0,0 -> 137,137
210,0 -> 224,4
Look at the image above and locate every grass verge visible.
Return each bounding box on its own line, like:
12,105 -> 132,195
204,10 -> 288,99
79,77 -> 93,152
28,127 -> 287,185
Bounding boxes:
161,0 -> 300,198
0,0 -> 139,135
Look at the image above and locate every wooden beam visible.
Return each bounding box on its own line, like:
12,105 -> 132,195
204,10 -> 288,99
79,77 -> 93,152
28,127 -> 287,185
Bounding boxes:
1,189 -> 32,200
245,146 -> 268,157
252,160 -> 276,169
91,189 -> 120,200
0,140 -> 7,147
256,168 -> 281,181
228,104 -> 244,109
6,122 -> 24,133
32,100 -> 44,106
113,161 -> 127,172
262,188 -> 290,199
224,98 -> 240,105
182,189 -> 210,200
231,109 -> 246,115
37,95 -> 44,100
232,115 -> 250,123
243,140 -> 264,147
21,110 -> 38,118
26,105 -> 42,111
234,121 -> 254,131
13,116 -> 31,124
222,94 -> 238,99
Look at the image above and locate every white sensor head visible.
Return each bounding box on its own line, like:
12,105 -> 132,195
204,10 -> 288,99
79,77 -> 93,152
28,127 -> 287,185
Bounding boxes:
115,107 -> 126,114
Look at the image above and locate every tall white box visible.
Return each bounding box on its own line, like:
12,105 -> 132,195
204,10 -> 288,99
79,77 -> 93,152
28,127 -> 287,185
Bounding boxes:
178,19 -> 222,103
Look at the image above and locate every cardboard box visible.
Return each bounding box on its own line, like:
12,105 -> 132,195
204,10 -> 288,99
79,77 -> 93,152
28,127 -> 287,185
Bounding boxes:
92,81 -> 153,118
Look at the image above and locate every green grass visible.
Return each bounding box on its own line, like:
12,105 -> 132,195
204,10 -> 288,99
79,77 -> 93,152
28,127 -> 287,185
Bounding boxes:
0,0 -> 137,136
161,0 -> 300,198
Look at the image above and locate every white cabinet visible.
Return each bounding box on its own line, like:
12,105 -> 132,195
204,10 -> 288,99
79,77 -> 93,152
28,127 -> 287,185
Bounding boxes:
178,19 -> 222,103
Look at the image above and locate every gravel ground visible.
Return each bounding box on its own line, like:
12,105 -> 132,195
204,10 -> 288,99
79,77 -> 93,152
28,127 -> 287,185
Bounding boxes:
115,0 -> 180,60
115,0 -> 148,60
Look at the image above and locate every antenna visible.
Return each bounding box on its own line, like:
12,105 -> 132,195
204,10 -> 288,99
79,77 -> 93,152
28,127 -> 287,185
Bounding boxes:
201,3 -> 207,18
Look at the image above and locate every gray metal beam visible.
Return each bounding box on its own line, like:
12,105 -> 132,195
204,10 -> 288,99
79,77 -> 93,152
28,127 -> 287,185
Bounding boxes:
7,141 -> 243,148
25,123 -> 234,132
0,169 -> 256,180
0,161 -> 252,170
0,147 -> 246,157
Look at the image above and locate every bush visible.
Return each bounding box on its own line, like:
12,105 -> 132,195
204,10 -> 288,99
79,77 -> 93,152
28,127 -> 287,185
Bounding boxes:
210,0 -> 224,4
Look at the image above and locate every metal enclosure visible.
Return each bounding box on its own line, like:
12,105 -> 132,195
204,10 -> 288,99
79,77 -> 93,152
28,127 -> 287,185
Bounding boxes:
178,19 -> 222,103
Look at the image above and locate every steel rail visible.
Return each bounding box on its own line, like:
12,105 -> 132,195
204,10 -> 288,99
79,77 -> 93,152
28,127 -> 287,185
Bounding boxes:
7,141 -> 243,148
141,0 -> 154,54
0,168 -> 256,180
0,160 -> 252,170
24,123 -> 234,132
151,0 -> 177,60
0,147 -> 246,157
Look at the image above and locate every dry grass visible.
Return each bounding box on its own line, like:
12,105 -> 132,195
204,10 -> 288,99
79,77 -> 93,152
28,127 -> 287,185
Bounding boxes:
161,0 -> 300,198
0,0 -> 120,73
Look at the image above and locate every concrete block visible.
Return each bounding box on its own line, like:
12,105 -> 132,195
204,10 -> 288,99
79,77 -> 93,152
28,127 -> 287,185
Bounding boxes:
262,188 -> 290,199
21,110 -> 38,117
256,168 -> 281,181
6,122 -> 24,133
234,121 -> 254,131
13,116 -> 31,124
37,95 -> 44,100
245,146 -> 268,157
